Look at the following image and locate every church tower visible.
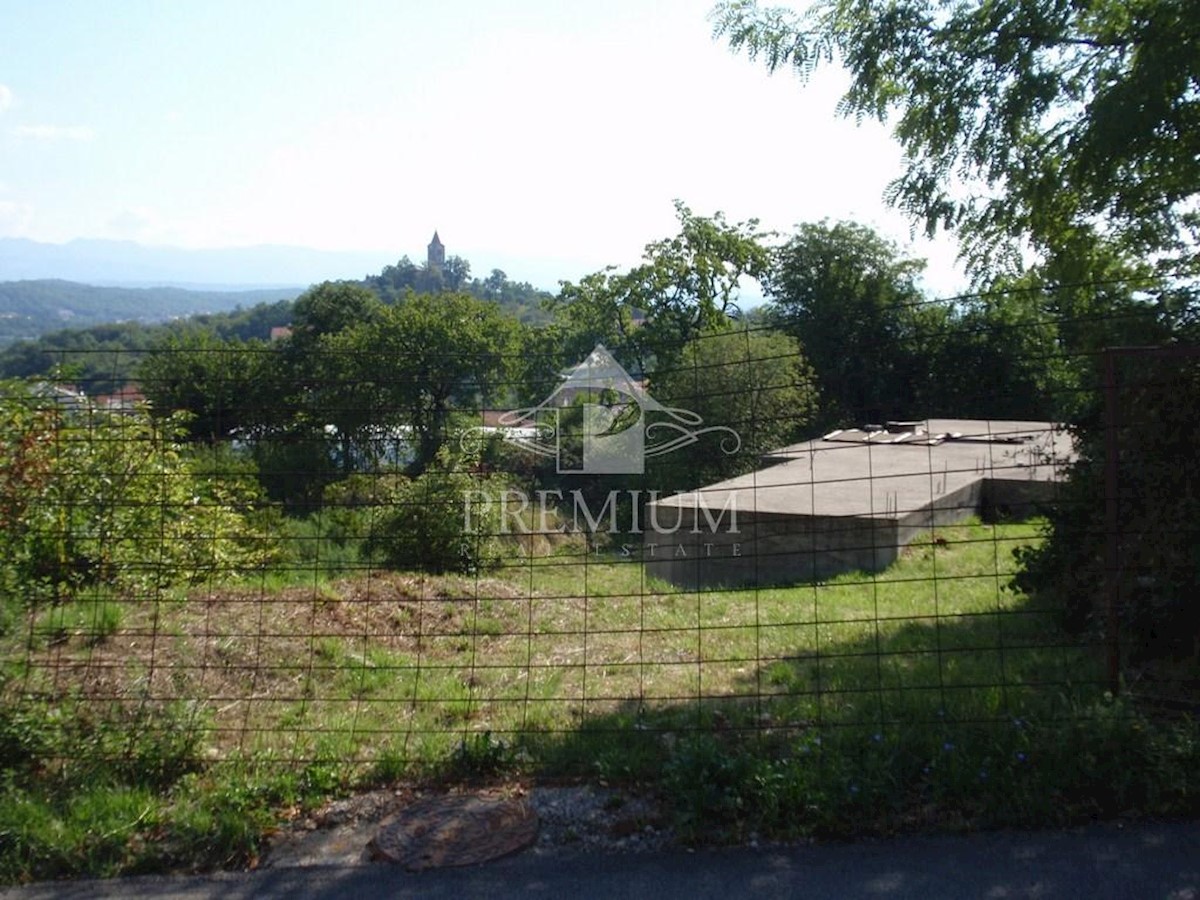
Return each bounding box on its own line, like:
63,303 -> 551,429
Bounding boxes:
426,231 -> 445,271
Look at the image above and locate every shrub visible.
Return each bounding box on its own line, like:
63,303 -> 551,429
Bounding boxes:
1013,356 -> 1200,663
363,450 -> 512,574
0,383 -> 276,609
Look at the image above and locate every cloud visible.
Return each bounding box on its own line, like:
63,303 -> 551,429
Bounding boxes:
12,124 -> 94,142
0,85 -> 10,113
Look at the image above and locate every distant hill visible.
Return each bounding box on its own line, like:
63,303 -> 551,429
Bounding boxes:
0,237 -> 394,287
0,280 -> 304,345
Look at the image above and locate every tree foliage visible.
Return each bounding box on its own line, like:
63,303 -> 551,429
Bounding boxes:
139,332 -> 269,444
713,0 -> 1200,276
0,385 -> 274,606
766,220 -> 945,425
552,201 -> 772,376
1013,354 -> 1200,661
288,281 -> 383,349
327,292 -> 521,473
362,449 -> 513,574
714,0 -> 1200,665
649,327 -> 819,487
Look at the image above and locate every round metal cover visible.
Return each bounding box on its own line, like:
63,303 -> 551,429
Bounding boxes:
370,792 -> 539,870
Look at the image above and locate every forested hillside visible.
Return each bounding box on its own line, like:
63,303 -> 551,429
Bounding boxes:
0,280 -> 303,345
0,260 -> 554,391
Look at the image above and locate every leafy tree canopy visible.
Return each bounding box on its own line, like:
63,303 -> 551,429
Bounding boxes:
713,0 -> 1200,277
767,220 -> 947,424
649,326 -> 819,487
327,292 -> 522,473
289,281 -> 383,346
552,201 -> 771,376
138,332 -> 270,444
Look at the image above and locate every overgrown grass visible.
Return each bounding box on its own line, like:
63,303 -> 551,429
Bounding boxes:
0,517 -> 1196,881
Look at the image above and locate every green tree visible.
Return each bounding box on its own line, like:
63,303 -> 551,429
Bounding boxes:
330,293 -> 520,473
139,332 -> 267,444
288,281 -> 383,349
0,385 -> 274,606
766,221 -> 947,426
552,201 -> 772,376
441,255 -> 471,291
362,449 -> 513,574
715,0 -> 1200,668
1012,353 -> 1200,660
365,256 -> 422,302
649,327 -> 819,487
713,0 -> 1200,277
926,290 -> 1073,421
261,281 -> 386,489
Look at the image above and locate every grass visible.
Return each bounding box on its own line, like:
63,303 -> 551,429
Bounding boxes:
0,517 -> 1196,881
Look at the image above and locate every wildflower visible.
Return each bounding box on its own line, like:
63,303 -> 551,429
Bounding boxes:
942,741 -> 954,752
871,733 -> 883,743
978,769 -> 988,781
1015,751 -> 1027,763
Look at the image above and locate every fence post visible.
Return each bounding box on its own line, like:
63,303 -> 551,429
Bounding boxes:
1102,349 -> 1120,696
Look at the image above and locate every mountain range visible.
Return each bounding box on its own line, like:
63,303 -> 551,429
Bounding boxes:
0,237 -> 396,289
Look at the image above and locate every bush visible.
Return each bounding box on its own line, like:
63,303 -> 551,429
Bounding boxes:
363,450 -> 514,574
0,384 -> 276,609
1013,355 -> 1200,663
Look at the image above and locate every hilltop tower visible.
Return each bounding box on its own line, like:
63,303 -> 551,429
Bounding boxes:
426,231 -> 445,271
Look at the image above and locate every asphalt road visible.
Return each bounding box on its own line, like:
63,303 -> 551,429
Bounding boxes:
3,820 -> 1197,899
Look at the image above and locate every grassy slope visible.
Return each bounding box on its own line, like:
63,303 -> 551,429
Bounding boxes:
13,520 -> 1081,761
2,518 -> 1195,880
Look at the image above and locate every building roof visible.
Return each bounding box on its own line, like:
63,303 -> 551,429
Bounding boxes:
653,418 -> 1075,520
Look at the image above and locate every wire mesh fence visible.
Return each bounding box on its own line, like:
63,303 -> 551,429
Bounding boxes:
0,305 -> 1195,838
1100,345 -> 1200,709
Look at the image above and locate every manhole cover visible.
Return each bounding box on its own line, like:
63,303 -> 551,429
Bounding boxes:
370,792 -> 539,870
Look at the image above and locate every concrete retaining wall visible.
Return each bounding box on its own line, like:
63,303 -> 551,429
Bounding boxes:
645,477 -> 1062,590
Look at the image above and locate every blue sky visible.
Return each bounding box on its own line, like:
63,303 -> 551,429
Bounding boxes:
0,0 -> 966,292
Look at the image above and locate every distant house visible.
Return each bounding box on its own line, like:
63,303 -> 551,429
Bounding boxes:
269,326 -> 293,342
477,410 -> 540,442
94,384 -> 146,412
30,382 -> 87,412
646,418 -> 1076,589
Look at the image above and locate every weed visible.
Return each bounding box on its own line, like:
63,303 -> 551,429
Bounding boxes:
447,731 -> 513,777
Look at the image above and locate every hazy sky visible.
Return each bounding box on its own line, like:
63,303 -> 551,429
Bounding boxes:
0,0 -> 967,292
